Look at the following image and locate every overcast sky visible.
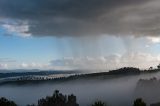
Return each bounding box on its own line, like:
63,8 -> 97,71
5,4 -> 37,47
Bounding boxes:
0,0 -> 160,71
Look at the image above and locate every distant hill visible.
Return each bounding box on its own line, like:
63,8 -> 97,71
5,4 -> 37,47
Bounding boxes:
0,67 -> 160,85
0,70 -> 80,78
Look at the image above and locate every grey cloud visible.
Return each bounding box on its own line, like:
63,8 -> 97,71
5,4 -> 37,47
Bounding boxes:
0,0 -> 159,37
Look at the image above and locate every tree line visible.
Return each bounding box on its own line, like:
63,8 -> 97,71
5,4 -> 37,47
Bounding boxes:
0,90 -> 159,106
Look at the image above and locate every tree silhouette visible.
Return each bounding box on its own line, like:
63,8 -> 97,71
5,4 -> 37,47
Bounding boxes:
91,101 -> 107,106
37,90 -> 79,106
0,97 -> 17,106
150,102 -> 160,106
149,67 -> 153,70
133,98 -> 146,106
157,64 -> 160,69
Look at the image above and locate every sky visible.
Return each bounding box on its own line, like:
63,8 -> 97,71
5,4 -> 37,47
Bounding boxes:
0,0 -> 160,71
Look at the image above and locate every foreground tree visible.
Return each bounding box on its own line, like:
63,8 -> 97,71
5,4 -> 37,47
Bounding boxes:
133,98 -> 146,106
91,101 -> 107,106
157,64 -> 160,69
0,97 -> 17,106
37,90 -> 79,106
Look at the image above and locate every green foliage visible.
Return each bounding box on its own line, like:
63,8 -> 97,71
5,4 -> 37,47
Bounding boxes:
133,98 -> 146,106
0,97 -> 17,106
91,101 -> 107,106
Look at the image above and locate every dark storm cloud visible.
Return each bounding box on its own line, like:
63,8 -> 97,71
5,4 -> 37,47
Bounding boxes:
0,0 -> 159,37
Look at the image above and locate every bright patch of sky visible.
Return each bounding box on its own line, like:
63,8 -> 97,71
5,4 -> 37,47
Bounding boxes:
0,26 -> 160,70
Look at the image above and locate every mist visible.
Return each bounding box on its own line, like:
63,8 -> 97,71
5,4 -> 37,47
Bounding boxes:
0,71 -> 160,106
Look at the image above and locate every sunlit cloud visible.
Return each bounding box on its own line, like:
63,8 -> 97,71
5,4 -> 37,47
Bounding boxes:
19,62 -> 50,70
2,21 -> 31,37
147,37 -> 160,43
0,63 -> 8,69
50,52 -> 160,71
